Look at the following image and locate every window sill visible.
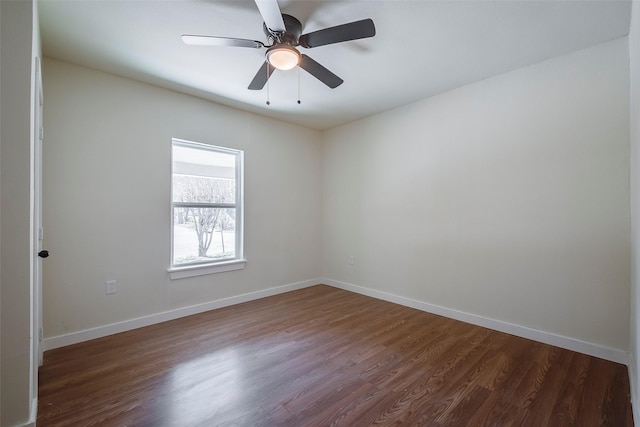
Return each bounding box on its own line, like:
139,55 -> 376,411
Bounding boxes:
168,259 -> 247,280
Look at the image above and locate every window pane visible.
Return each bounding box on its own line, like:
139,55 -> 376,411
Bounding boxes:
171,139 -> 243,269
172,175 -> 236,204
173,207 -> 236,265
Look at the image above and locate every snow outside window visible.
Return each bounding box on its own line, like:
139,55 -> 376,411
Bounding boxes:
170,139 -> 244,273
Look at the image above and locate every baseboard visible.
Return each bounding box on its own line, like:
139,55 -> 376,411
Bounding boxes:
629,353 -> 639,425
324,278 -> 629,365
43,277 -> 629,365
42,279 -> 320,351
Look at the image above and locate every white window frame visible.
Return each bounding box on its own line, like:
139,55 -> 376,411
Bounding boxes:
168,138 -> 245,279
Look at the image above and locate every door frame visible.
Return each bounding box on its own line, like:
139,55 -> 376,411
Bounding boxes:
31,55 -> 44,408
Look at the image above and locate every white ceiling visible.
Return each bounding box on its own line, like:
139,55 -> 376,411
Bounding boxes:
38,0 -> 632,130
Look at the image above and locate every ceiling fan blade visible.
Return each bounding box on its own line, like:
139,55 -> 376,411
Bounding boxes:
254,0 -> 286,33
182,35 -> 264,48
248,61 -> 276,90
299,19 -> 376,48
299,54 -> 343,89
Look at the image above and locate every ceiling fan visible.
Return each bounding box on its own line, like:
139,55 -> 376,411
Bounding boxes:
181,0 -> 376,90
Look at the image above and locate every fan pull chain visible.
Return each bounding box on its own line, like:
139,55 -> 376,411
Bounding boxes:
297,67 -> 301,105
266,61 -> 271,106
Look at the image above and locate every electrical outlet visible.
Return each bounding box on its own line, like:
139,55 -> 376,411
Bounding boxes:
105,280 -> 117,295
349,255 -> 355,265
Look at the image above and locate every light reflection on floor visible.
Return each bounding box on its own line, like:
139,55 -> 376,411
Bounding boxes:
167,347 -> 243,425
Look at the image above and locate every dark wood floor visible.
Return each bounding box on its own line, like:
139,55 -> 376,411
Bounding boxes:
38,285 -> 633,426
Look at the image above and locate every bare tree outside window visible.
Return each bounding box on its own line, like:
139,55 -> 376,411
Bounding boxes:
171,140 -> 243,268
173,176 -> 235,259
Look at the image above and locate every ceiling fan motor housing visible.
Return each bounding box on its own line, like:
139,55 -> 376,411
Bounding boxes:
264,14 -> 302,46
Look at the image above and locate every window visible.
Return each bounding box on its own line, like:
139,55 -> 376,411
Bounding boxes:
169,139 -> 244,278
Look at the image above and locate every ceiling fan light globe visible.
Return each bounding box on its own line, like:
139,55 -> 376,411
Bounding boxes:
267,47 -> 300,71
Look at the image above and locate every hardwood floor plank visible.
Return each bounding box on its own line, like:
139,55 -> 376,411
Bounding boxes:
547,351 -> 588,426
519,348 -> 574,426
575,356 -> 619,426
38,285 -> 633,426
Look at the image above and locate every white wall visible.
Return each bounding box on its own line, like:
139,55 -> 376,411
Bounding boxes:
42,59 -> 323,338
323,38 -> 630,353
1,1 -> 37,425
629,0 -> 640,422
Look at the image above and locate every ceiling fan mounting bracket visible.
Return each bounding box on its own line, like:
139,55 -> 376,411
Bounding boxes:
263,14 -> 302,46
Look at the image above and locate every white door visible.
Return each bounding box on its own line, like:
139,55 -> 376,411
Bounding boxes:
32,56 -> 45,404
